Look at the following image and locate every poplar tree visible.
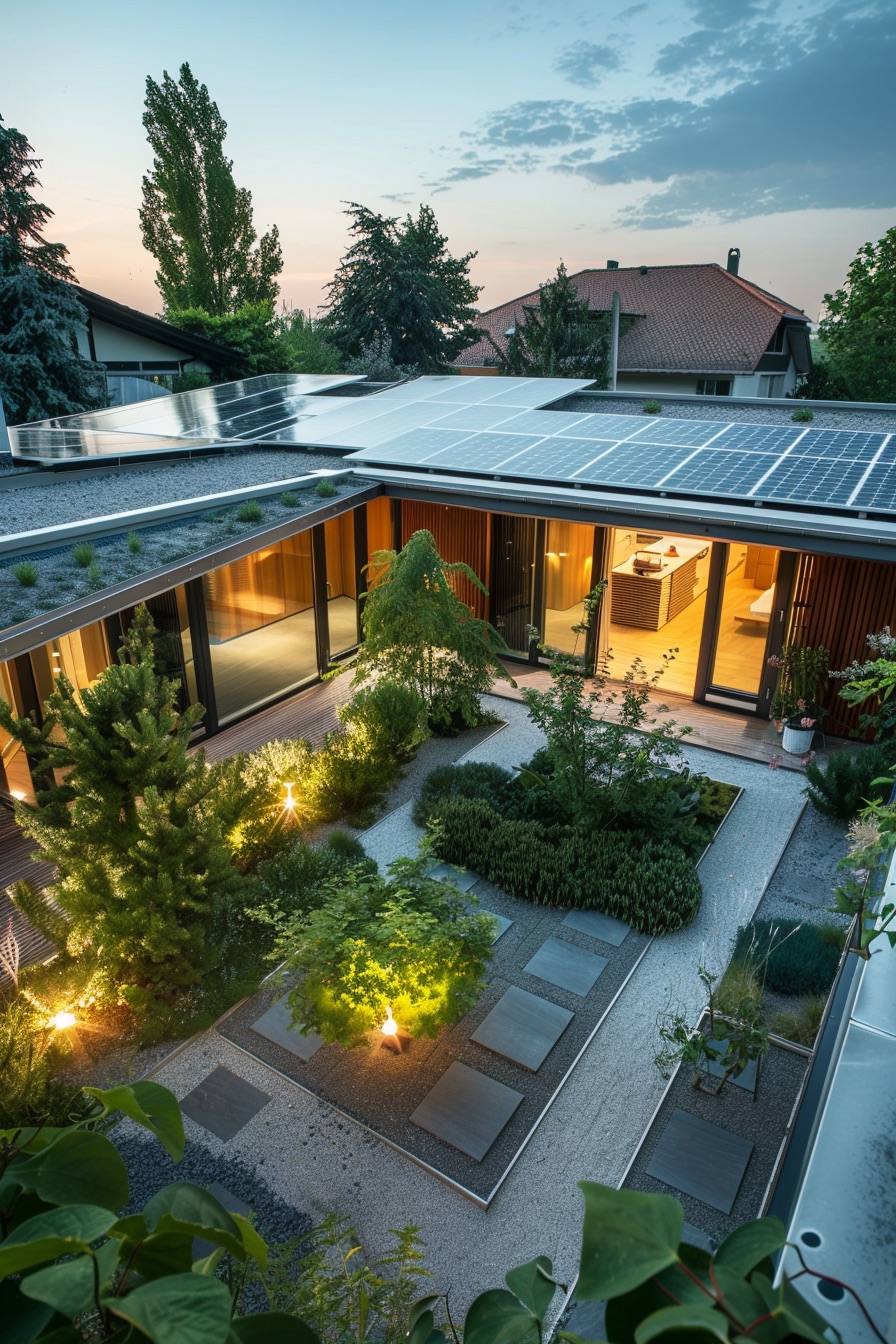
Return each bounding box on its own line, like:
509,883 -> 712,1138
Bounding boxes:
0,607 -> 244,1013
0,115 -> 106,423
140,63 -> 283,316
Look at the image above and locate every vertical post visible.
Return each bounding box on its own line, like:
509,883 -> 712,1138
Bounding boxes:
353,505 -> 368,647
390,498 -> 403,552
530,519 -> 547,664
311,524 -> 331,674
0,396 -> 10,457
184,578 -> 218,734
694,543 -> 727,702
608,291 -> 620,391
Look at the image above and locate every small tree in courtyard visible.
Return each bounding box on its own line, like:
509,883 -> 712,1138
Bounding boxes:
0,606 -> 245,1013
279,856 -> 495,1047
354,528 -> 513,731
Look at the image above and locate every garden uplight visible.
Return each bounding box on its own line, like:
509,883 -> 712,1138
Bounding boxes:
283,781 -> 296,811
51,1011 -> 77,1031
381,1006 -> 398,1037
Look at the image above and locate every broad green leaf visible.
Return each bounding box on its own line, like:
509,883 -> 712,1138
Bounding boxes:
0,1276 -> 56,1344
0,1204 -> 115,1276
406,1309 -> 448,1344
144,1183 -> 239,1239
230,1210 -> 269,1270
578,1183 -> 683,1300
714,1219 -> 786,1277
11,1132 -> 128,1211
85,1082 -> 185,1161
635,1304 -> 730,1342
192,1248 -> 225,1276
749,1272 -> 829,1344
0,1126 -> 70,1154
123,1229 -> 195,1279
707,1267 -> 769,1331
555,1333 -> 601,1343
463,1288 -> 540,1344
409,1294 -> 444,1328
505,1255 -> 558,1319
606,1246 -> 711,1344
21,1238 -> 120,1317
106,1272 -> 233,1344
109,1213 -> 149,1242
228,1313 -> 322,1343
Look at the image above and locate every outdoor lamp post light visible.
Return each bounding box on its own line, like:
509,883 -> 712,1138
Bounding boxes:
283,781 -> 296,811
50,1010 -> 77,1031
380,1006 -> 410,1054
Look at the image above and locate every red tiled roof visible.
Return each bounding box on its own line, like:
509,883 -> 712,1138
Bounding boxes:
458,264 -> 808,375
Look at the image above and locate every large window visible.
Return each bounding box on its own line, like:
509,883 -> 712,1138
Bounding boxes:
324,514 -> 359,657
542,520 -> 596,653
710,544 -> 779,695
0,661 -> 35,802
203,534 -> 318,724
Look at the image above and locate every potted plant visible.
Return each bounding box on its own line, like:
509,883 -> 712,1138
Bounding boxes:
767,643 -> 829,740
782,701 -> 819,755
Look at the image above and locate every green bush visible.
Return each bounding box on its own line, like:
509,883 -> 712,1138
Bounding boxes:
279,490 -> 298,507
642,399 -> 661,414
338,680 -> 429,763
0,993 -> 91,1128
11,560 -> 37,587
237,499 -> 264,522
312,727 -> 397,825
732,919 -> 845,997
255,832 -> 376,918
412,761 -> 518,827
72,541 -> 95,567
127,531 -> 143,554
791,406 -> 814,422
431,798 -> 702,934
804,744 -> 892,819
315,478 -> 338,498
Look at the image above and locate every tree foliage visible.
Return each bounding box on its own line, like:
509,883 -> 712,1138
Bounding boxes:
280,856 -> 495,1046
323,202 -> 482,371
487,261 -> 609,383
166,303 -> 344,381
354,529 -> 512,731
0,607 -> 245,1012
0,115 -> 105,423
817,225 -> 896,401
140,63 -> 283,316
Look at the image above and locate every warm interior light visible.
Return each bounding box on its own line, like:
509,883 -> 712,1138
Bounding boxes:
11,790 -> 26,801
51,1011 -> 76,1031
283,782 -> 296,811
381,1006 -> 398,1036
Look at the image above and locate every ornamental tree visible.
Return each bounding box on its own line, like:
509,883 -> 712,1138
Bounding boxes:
354,529 -> 512,731
818,225 -> 896,401
281,856 -> 495,1047
488,261 -> 610,383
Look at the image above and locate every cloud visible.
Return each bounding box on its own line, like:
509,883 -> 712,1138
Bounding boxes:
554,40 -> 624,88
430,1 -> 896,225
381,192 -> 414,205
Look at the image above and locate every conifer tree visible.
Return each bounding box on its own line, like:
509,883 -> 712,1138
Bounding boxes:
0,607 -> 244,1012
488,261 -> 610,384
0,115 -> 106,423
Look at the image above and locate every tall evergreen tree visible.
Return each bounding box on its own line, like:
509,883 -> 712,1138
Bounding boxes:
323,202 -> 482,371
0,607 -> 245,1012
0,116 -> 106,423
140,63 -> 283,316
488,261 -> 610,384
817,226 -> 896,401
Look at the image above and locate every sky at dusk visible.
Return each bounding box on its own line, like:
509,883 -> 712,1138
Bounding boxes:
3,0 -> 894,324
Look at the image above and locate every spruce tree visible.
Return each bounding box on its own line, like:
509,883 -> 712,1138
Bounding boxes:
0,115 -> 106,423
0,607 -> 245,1013
488,261 -> 610,384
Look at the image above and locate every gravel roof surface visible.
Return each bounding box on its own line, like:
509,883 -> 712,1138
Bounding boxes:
560,394 -> 896,433
144,697 -> 811,1314
0,448 -> 351,533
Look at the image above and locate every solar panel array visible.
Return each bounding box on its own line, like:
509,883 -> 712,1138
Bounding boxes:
346,413 -> 896,518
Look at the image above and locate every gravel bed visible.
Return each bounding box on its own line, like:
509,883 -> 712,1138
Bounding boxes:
0,477 -> 368,626
748,801 -> 851,926
0,447 -> 352,533
559,394 -> 896,433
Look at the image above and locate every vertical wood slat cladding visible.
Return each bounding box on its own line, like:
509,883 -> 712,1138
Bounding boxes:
788,553 -> 896,734
399,501 -> 490,618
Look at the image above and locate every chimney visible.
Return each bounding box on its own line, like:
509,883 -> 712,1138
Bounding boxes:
607,259 -> 619,270
727,247 -> 741,276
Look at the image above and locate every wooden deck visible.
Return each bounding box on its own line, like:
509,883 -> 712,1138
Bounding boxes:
2,660 -> 848,975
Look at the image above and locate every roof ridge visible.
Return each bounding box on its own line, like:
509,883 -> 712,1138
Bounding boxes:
713,267 -> 807,318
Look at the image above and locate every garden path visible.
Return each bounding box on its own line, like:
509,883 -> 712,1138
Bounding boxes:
142,696 -> 810,1312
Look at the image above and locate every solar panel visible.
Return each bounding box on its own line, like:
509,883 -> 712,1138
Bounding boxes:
355,427 -> 477,461
421,376 -> 535,403
478,378 -> 593,408
850,462 -> 896,511
572,442 -> 699,486
560,415 -> 648,440
709,424 -> 805,454
660,450 -> 782,497
420,432 -> 546,472
758,456 -> 869,505
786,428 -> 887,462
428,405 -> 522,431
625,420 -> 729,448
488,438 -> 617,480
488,409 -> 591,436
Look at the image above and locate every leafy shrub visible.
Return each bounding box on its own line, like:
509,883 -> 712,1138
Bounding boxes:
731,919 -> 845,997
791,406 -> 814,422
770,994 -> 826,1045
338,680 -> 429,763
237,499 -> 263,522
255,833 -> 376,919
311,727 -> 397,825
279,490 -> 298,506
72,541 -> 95,567
0,993 -> 90,1128
804,744 -> 892,819
323,828 -> 369,863
216,738 -> 319,869
642,399 -> 661,414
127,531 -> 143,554
11,560 -> 37,587
412,761 -> 518,828
431,798 -> 702,934
315,478 -> 338,498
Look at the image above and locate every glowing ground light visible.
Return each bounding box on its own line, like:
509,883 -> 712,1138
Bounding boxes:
283,782 -> 296,811
381,1006 -> 398,1036
51,1011 -> 77,1031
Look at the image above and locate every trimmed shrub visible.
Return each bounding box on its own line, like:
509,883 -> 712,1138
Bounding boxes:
237,499 -> 263,522
412,761 -> 518,828
311,728 -> 396,825
11,561 -> 37,587
315,479 -> 338,498
431,798 -> 702,934
338,680 -> 429,763
791,407 -> 814,423
279,491 -> 298,507
642,399 -> 661,414
732,919 -> 845,997
255,833 -> 376,918
804,745 -> 892,820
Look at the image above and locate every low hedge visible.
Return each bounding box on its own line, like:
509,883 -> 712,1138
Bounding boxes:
430,797 -> 702,935
732,919 -> 845,997
412,762 -> 519,828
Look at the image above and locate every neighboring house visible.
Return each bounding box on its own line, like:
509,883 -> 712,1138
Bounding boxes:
73,288 -> 244,406
458,251 -> 812,397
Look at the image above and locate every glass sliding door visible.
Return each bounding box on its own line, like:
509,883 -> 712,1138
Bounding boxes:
0,661 -> 35,802
542,520 -> 596,654
709,543 -> 779,696
324,514 -> 359,657
489,514 -> 536,653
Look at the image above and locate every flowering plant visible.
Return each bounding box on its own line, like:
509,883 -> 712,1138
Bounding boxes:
784,698 -> 820,731
768,643 -> 829,723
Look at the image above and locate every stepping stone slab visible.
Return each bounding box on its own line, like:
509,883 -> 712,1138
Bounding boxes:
646,1108 -> 754,1214
482,911 -> 512,942
425,861 -> 480,893
702,1039 -> 758,1094
410,1061 -> 523,1161
250,995 -> 324,1061
180,1066 -> 271,1142
472,986 -> 574,1071
524,936 -> 608,997
562,908 -> 629,946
